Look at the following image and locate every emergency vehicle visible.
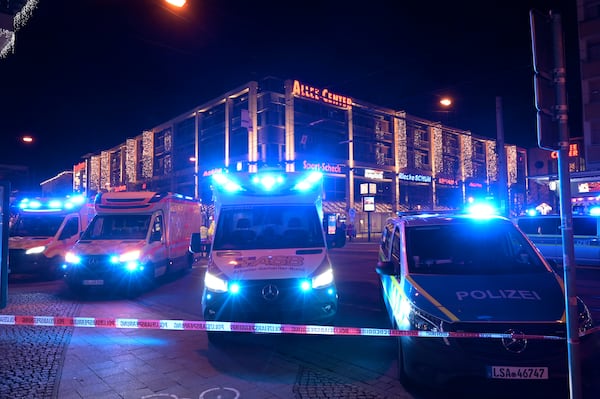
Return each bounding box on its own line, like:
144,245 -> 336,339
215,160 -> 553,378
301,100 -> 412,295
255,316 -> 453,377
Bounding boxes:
190,170 -> 338,341
62,191 -> 201,294
517,214 -> 600,267
376,212 -> 596,386
9,195 -> 93,279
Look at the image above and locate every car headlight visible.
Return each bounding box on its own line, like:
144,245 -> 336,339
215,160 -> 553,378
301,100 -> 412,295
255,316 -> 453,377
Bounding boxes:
204,270 -> 228,293
25,246 -> 46,255
577,297 -> 594,334
409,306 -> 444,332
312,268 -> 334,289
64,252 -> 82,265
110,250 -> 141,263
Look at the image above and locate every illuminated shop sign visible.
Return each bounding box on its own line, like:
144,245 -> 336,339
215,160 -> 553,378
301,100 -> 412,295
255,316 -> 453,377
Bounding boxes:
437,177 -> 458,186
202,168 -> 225,177
364,169 -> 384,180
398,172 -> 432,183
468,182 -> 484,188
301,160 -> 344,174
577,181 -> 600,194
292,80 -> 352,109
73,162 -> 86,173
551,143 -> 579,159
363,196 -> 375,212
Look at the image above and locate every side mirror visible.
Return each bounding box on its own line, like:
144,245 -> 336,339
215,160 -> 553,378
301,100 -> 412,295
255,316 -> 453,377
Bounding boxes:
190,232 -> 202,253
376,260 -> 395,276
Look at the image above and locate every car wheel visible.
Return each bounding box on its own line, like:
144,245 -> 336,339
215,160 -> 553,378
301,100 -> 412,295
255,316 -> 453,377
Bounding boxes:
207,331 -> 227,345
397,337 -> 413,386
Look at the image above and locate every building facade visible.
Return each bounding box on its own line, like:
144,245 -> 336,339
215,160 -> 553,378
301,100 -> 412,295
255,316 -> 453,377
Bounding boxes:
72,77 -> 527,233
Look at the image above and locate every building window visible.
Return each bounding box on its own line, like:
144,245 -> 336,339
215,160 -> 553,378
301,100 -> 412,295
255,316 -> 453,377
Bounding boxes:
415,150 -> 429,169
588,40 -> 600,62
584,1 -> 600,20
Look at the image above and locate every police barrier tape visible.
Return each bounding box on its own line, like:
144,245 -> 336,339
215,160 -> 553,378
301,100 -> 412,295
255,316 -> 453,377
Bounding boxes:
1,314 -> 599,339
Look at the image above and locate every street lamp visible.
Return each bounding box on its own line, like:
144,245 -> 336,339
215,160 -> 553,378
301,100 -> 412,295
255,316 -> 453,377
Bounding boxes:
165,0 -> 186,7
440,97 -> 452,107
435,96 -> 454,124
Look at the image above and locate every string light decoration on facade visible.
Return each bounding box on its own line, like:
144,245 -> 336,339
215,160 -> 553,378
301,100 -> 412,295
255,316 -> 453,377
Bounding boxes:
142,130 -> 154,179
0,29 -> 14,59
486,141 -> 498,183
90,156 -> 101,192
1,0 -> 39,58
461,134 -> 473,179
432,125 -> 443,177
101,151 -> 110,190
14,0 -> 39,30
126,139 -> 137,183
396,114 -> 407,170
507,145 -> 517,185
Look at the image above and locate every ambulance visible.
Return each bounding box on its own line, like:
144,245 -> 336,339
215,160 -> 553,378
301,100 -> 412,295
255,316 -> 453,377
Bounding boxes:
63,191 -> 201,294
191,170 -> 338,340
9,195 -> 93,279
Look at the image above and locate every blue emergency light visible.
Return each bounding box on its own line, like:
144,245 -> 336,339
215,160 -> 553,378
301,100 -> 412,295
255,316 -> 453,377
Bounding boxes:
18,195 -> 86,212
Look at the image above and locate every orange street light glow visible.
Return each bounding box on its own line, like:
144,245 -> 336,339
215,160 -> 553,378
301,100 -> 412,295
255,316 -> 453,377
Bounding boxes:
22,136 -> 33,143
165,0 -> 186,7
440,98 -> 452,107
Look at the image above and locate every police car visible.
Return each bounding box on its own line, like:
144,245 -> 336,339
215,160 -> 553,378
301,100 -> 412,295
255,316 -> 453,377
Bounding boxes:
376,212 -> 596,385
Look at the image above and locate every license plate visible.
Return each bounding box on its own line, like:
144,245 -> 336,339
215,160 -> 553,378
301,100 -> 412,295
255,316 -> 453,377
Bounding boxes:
82,279 -> 104,286
487,366 -> 548,380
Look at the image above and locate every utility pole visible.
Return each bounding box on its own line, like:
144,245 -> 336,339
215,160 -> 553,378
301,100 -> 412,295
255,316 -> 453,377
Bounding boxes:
496,96 -> 509,217
530,10 -> 581,399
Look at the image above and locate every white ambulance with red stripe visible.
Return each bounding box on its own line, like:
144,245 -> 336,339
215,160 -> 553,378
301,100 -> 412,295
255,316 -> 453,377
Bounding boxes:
190,170 -> 338,342
9,195 -> 94,279
63,191 -> 201,294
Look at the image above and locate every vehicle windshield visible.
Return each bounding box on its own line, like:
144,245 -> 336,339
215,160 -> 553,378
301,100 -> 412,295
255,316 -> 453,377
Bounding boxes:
81,214 -> 151,240
213,205 -> 325,250
9,214 -> 66,237
406,221 -> 548,275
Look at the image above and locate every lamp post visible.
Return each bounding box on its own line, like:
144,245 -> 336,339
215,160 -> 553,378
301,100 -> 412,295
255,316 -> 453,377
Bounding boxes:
436,96 -> 453,124
165,0 -> 186,7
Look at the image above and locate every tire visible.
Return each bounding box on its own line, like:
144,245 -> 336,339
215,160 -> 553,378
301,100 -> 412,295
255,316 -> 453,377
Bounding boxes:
397,337 -> 420,390
397,337 -> 410,384
207,331 -> 228,346
43,259 -> 65,281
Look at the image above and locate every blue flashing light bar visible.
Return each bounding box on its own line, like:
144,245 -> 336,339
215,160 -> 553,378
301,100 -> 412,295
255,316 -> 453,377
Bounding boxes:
526,208 -> 538,217
293,171 -> 323,192
589,206 -> 600,216
212,173 -> 244,192
212,171 -> 323,194
251,173 -> 284,191
464,196 -> 498,217
18,195 -> 87,212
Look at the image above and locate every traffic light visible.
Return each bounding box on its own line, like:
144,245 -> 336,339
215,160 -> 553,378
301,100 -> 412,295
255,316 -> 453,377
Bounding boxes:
530,9 -> 562,150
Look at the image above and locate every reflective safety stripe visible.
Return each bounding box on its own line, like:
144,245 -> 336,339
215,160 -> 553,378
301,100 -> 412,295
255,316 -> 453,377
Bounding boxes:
403,275 -> 460,322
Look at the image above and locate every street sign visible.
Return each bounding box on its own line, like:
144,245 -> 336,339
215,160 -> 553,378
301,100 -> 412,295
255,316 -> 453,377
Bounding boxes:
363,196 -> 375,212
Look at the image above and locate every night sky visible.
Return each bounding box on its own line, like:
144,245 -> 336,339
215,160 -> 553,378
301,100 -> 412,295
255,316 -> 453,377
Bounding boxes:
0,0 -> 580,189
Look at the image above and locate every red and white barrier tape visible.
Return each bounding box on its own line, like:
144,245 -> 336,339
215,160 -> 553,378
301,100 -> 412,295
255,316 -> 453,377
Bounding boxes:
2,314 -> 598,339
